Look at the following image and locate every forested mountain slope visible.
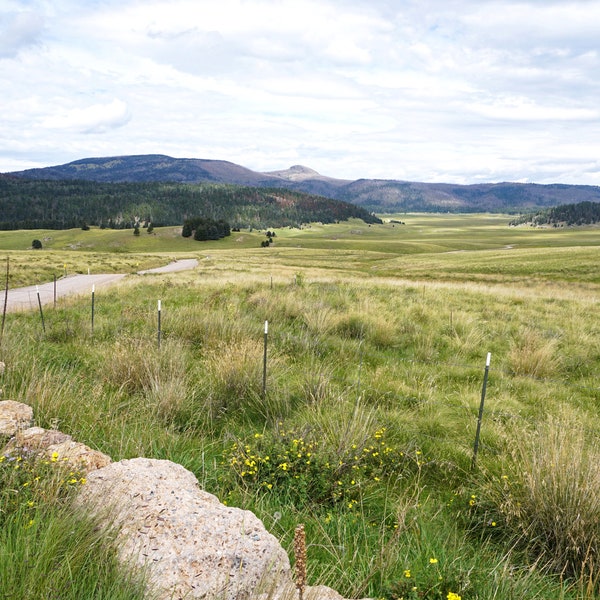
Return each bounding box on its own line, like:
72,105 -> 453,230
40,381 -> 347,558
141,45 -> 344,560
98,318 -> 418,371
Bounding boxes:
0,176 -> 381,230
509,200 -> 600,227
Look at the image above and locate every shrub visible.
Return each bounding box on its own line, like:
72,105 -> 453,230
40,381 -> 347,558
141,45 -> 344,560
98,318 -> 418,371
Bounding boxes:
476,415 -> 600,584
224,425 -> 424,509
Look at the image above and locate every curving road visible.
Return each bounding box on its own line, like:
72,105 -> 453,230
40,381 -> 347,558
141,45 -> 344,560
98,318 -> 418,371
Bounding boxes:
1,259 -> 198,312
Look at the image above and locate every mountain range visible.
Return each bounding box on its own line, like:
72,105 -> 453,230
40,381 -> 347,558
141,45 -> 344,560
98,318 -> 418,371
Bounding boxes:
8,154 -> 600,213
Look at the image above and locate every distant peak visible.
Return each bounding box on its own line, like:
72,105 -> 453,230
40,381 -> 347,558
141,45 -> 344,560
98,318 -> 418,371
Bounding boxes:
288,165 -> 319,174
264,165 -> 321,181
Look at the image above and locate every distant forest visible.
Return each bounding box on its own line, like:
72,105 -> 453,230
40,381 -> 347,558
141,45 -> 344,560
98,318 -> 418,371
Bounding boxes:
0,177 -> 381,230
509,201 -> 600,227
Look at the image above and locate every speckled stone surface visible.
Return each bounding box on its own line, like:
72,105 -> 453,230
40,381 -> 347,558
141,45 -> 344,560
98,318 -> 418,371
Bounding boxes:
0,400 -> 33,438
76,457 -> 292,600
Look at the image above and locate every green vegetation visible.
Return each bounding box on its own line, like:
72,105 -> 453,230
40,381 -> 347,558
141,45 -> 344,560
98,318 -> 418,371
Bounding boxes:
1,213 -> 600,599
0,449 -> 147,599
0,178 -> 380,230
182,216 -> 231,241
510,200 -> 600,227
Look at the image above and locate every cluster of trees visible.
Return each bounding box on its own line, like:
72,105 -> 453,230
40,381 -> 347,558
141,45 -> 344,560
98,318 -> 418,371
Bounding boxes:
509,201 -> 600,227
182,217 -> 231,241
0,177 -> 381,231
260,231 -> 276,247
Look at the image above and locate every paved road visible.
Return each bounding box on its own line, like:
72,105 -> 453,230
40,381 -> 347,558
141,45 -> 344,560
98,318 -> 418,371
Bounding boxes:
1,259 -> 198,312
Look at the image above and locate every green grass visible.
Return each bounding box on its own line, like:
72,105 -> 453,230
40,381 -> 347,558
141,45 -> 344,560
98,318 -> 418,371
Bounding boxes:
0,449 -> 148,599
1,214 -> 600,599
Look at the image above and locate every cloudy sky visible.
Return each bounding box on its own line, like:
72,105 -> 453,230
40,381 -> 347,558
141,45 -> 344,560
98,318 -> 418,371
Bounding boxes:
2,0 -> 600,184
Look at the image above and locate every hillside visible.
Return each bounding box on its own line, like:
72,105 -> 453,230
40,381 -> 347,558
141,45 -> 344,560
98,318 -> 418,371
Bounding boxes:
0,176 -> 381,230
8,154 -> 600,213
509,200 -> 600,227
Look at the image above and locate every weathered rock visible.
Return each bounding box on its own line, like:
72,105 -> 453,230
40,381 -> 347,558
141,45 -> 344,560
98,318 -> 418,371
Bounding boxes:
3,426 -> 72,454
1,426 -> 110,473
42,439 -> 112,472
304,585 -> 348,600
76,458 -> 292,600
0,400 -> 33,438
260,582 -> 355,600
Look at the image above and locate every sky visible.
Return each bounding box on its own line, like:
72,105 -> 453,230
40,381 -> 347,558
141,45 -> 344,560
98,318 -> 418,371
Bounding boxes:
2,0 -> 600,185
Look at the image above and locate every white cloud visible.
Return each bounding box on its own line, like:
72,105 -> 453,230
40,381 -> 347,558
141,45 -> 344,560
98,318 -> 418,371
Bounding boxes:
467,97 -> 598,122
1,0 -> 600,184
41,99 -> 131,133
0,10 -> 44,57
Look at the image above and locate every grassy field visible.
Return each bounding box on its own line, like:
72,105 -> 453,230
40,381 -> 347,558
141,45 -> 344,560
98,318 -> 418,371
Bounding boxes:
1,214 -> 600,599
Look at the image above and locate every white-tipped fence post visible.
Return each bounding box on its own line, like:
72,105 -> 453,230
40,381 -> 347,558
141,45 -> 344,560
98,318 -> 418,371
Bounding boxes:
471,352 -> 491,470
262,320 -> 268,398
157,300 -> 162,349
1,257 -> 9,344
91,284 -> 95,335
36,285 -> 46,334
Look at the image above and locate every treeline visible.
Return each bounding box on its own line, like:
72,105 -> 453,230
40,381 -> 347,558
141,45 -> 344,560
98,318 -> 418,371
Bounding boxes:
0,176 -> 382,230
509,201 -> 600,227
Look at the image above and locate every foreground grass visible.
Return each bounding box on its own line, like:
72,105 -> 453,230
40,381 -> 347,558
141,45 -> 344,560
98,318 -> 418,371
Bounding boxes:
0,451 -> 148,599
1,215 -> 600,598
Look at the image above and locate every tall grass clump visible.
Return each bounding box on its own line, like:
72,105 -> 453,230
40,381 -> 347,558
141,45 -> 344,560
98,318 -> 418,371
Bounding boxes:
507,327 -> 561,378
165,302 -> 250,347
200,338 -> 295,424
0,450 -> 147,599
477,414 -> 600,588
101,337 -> 188,397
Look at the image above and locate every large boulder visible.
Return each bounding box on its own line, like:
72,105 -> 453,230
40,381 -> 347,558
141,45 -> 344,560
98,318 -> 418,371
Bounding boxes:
76,458 -> 291,600
0,400 -> 33,438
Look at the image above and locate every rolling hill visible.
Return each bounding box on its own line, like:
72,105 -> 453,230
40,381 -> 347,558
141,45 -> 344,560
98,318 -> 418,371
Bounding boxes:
8,154 -> 600,213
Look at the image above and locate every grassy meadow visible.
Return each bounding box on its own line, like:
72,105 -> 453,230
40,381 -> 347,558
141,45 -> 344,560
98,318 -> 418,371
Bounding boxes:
1,214 -> 600,599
